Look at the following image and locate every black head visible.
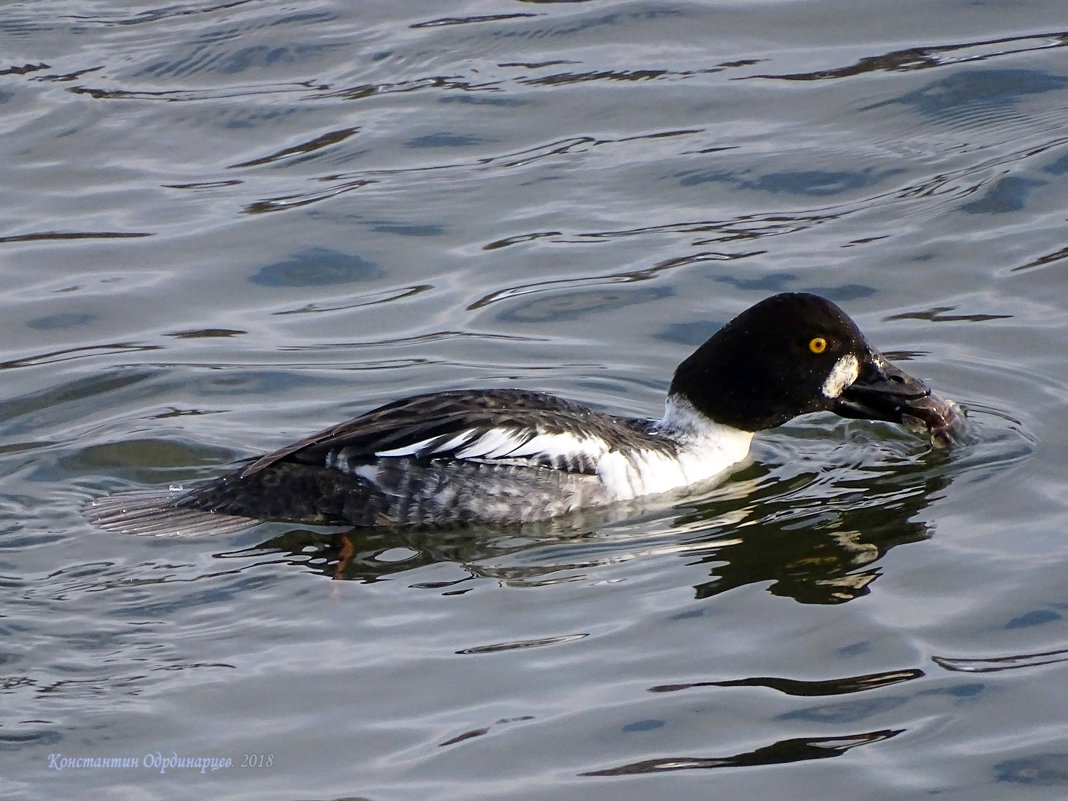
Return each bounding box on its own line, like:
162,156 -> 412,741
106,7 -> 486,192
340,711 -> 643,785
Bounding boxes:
669,293 -> 933,432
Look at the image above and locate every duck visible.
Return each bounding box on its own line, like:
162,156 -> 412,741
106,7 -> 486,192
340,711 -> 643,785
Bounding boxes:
86,292 -> 956,535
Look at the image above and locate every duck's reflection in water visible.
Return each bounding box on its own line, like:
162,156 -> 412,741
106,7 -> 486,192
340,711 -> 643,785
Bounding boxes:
216,450 -> 950,606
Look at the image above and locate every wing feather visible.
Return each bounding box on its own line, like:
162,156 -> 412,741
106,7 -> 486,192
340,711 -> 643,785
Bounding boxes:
240,388 -> 659,479
454,428 -> 531,459
374,429 -> 478,458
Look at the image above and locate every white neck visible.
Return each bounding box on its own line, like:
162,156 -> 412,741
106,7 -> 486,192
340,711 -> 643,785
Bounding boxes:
656,394 -> 754,446
595,394 -> 753,501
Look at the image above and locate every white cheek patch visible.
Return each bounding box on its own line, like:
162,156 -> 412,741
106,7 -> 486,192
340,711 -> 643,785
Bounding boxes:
821,354 -> 860,398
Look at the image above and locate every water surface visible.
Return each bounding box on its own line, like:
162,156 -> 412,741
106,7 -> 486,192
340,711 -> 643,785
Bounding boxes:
2,1 -> 1067,799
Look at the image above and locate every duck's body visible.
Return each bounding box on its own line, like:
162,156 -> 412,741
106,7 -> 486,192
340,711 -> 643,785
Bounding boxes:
87,293 -> 956,535
180,390 -> 752,528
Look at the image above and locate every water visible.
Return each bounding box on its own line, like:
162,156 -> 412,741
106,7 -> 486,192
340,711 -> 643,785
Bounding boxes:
2,1 -> 1067,798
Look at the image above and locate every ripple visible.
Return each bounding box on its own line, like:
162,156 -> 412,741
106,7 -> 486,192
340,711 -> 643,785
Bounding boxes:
249,247 -> 382,287
582,728 -> 904,775
455,633 -> 588,654
995,753 -> 1068,786
230,126 -> 360,169
934,647 -> 1068,674
0,231 -> 150,244
754,35 -> 1068,82
650,667 -> 925,696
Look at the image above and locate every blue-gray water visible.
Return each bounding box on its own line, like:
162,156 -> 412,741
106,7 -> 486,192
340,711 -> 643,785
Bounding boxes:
3,2 -> 1067,799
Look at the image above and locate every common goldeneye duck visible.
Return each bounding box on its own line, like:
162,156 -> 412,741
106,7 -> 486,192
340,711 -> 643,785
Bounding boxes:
87,292 -> 960,535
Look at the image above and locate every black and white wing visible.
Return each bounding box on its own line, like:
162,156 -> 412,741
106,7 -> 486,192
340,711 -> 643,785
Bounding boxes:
241,388 -> 645,477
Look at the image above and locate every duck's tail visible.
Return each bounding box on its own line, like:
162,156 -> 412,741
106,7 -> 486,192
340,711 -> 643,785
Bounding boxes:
84,488 -> 261,536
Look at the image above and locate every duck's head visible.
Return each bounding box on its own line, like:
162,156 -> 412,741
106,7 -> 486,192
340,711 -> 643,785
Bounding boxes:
670,292 -> 947,433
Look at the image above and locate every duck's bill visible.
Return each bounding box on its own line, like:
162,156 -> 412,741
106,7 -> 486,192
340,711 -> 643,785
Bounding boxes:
833,352 -> 963,446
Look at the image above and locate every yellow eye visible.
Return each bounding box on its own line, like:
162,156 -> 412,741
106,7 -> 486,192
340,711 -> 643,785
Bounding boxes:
809,336 -> 828,354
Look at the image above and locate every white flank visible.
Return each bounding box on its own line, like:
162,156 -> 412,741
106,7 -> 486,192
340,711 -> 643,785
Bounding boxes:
821,354 -> 860,399
597,395 -> 753,500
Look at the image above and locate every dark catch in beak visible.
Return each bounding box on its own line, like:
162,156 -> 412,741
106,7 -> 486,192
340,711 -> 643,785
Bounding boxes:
833,351 -> 952,424
833,351 -> 964,448
833,352 -> 927,423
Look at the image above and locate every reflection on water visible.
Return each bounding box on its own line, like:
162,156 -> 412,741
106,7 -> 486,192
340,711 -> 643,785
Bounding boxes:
235,470 -> 933,607
679,459 -> 942,605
